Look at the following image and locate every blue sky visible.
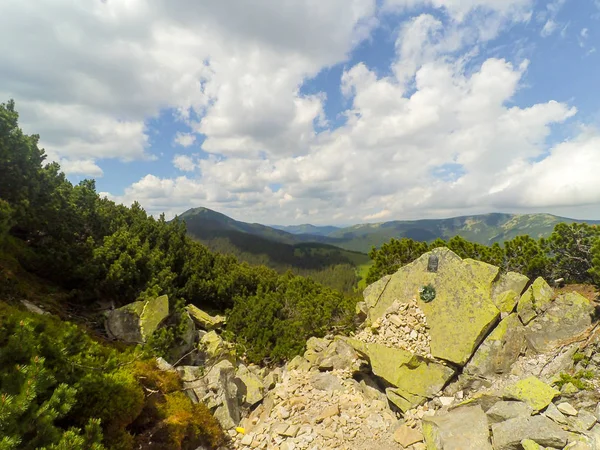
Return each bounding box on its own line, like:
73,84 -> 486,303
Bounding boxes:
2,0 -> 600,224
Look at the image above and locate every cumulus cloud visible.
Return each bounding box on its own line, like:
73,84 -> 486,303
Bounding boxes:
5,0 -> 599,224
174,132 -> 196,148
0,0 -> 376,172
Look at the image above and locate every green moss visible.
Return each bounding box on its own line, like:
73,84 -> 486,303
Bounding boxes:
553,371 -> 594,391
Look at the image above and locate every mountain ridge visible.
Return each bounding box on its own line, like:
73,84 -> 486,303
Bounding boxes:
177,207 -> 600,253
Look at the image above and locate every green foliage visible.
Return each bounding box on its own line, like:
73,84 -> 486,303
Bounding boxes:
366,238 -> 429,285
226,273 -> 355,363
553,370 -> 595,391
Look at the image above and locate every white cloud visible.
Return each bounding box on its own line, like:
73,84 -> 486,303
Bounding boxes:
174,132 -> 196,148
0,0 -> 376,174
5,0 -> 599,224
59,158 -> 104,177
541,19 -> 558,37
172,154 -> 197,172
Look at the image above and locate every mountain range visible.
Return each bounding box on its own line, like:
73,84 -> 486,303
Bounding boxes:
179,208 -> 600,253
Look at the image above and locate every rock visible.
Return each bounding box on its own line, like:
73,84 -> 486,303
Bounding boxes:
20,299 -> 49,315
205,360 -> 240,429
287,355 -> 312,371
309,372 -> 344,391
367,248 -> 500,365
317,339 -> 360,371
525,292 -> 594,353
491,416 -> 569,450
105,295 -> 169,343
263,367 -> 281,391
393,424 -> 423,447
566,409 -> 598,432
544,402 -> 568,425
199,330 -> 232,362
438,396 -> 455,407
520,439 -> 544,450
492,290 -> 521,315
156,357 -> 175,372
564,441 -> 594,450
185,304 -> 225,330
235,364 -> 264,407
503,376 -> 560,412
422,406 -> 492,450
346,338 -> 455,411
562,382 -> 580,395
485,401 -> 533,423
363,275 -> 392,320
517,278 -> 553,325
557,402 -> 579,416
595,402 -> 600,421
315,404 -> 339,423
492,271 -> 530,299
466,313 -> 526,377
355,301 -> 368,325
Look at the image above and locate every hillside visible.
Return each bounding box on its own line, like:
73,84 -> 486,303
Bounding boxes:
297,213 -> 600,253
179,207 -> 600,260
178,207 -> 369,293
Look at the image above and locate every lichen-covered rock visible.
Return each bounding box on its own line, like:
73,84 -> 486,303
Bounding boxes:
492,272 -> 529,301
314,338 -> 360,372
199,330 -> 234,362
493,290 -> 521,315
368,248 -> 500,365
422,406 -> 492,450
235,364 -> 264,407
466,313 -> 526,377
345,338 -> 454,411
517,277 -> 554,325
491,416 -> 568,450
105,295 -> 169,343
186,304 -> 226,330
503,377 -> 560,412
363,275 -> 391,316
525,292 -> 594,353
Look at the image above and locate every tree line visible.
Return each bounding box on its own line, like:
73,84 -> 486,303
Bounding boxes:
366,224 -> 600,286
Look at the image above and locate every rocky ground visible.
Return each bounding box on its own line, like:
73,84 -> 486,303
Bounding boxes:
121,247 -> 600,450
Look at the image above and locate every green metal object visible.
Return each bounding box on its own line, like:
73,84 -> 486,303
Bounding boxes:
420,284 -> 436,303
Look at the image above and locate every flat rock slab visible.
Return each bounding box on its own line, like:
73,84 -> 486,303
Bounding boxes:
105,295 -> 169,343
369,249 -> 500,366
503,376 -> 560,412
346,338 -> 455,411
423,406 -> 492,450
491,416 -> 569,450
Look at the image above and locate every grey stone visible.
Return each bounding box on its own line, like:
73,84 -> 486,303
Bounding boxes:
525,292 -> 594,353
486,401 -> 533,423
309,372 -> 343,391
317,339 -> 360,371
205,360 -> 240,429
566,409 -> 598,432
491,415 -> 569,450
422,406 -> 492,450
156,357 -> 175,372
544,402 -> 568,425
21,300 -> 49,315
234,364 -> 264,407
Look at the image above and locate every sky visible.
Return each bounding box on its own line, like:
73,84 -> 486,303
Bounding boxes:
2,0 -> 600,225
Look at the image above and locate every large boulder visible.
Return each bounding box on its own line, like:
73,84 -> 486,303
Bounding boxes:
165,311 -> 196,363
105,295 -> 169,343
185,304 -> 226,330
345,338 -> 455,412
465,313 -> 527,377
491,416 -> 569,450
365,248 -> 501,365
525,292 -> 594,353
422,406 -> 492,450
235,364 -> 265,408
205,360 -> 240,429
517,277 -> 554,325
491,272 -> 529,307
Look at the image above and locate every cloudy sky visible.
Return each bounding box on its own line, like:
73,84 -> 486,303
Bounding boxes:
2,0 -> 600,225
